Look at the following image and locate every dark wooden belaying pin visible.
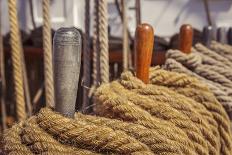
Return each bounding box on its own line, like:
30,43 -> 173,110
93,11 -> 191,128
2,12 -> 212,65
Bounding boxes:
53,27 -> 82,118
203,26 -> 215,47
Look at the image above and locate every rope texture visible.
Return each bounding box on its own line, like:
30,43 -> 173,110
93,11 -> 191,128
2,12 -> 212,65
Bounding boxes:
42,0 -> 54,108
210,41 -> 232,62
99,0 -> 109,83
164,44 -> 232,119
8,0 -> 26,120
3,68 -> 232,154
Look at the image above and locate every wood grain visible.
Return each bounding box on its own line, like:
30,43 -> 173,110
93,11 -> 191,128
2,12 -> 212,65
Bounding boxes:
135,23 -> 154,84
179,24 -> 193,54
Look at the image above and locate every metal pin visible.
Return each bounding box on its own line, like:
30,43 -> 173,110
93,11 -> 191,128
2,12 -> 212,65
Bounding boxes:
53,27 -> 82,118
202,26 -> 215,47
217,27 -> 228,44
228,27 -> 232,45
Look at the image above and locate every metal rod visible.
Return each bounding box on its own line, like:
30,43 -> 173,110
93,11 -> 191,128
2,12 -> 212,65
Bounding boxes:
53,27 -> 82,118
82,0 -> 91,113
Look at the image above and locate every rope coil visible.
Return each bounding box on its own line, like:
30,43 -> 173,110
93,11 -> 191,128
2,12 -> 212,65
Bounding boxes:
3,68 -> 232,154
164,44 -> 232,119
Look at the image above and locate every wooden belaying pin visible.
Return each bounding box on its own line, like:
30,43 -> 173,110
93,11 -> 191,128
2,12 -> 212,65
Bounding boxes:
53,27 -> 82,118
203,26 -> 215,47
217,27 -> 228,44
228,27 -> 232,45
135,23 -> 154,84
178,24 -> 193,54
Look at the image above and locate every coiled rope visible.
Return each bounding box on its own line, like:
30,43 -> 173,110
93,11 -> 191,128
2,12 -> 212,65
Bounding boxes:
164,46 -> 232,119
42,0 -> 54,108
210,41 -> 232,62
7,0 -> 26,120
3,68 -> 232,154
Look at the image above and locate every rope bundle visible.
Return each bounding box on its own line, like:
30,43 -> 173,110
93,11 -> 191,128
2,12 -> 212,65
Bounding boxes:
164,44 -> 232,118
3,68 -> 232,154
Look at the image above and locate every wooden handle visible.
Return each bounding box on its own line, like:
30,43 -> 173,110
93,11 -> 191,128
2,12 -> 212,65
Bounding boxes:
135,23 -> 154,84
179,24 -> 193,54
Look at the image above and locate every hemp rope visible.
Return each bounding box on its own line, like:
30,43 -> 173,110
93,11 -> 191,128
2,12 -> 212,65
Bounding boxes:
164,58 -> 232,117
3,68 -> 232,154
42,0 -> 55,108
8,0 -> 26,120
89,0 -> 101,98
99,0 -> 109,83
164,47 -> 232,118
4,108 -> 153,155
94,68 -> 232,154
210,41 -> 232,62
0,5 -> 7,130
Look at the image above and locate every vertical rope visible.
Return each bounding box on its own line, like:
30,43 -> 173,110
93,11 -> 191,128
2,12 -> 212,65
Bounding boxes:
135,0 -> 141,26
0,2 -> 7,130
99,0 -> 109,83
42,0 -> 54,108
121,0 -> 129,71
8,0 -> 26,120
92,0 -> 101,88
82,0 -> 91,113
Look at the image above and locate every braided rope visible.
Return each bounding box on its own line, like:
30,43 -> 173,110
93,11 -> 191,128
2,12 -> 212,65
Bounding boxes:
4,69 -> 232,154
8,0 -> 26,120
164,58 -> 232,116
210,41 -> 232,62
99,0 -> 109,83
149,68 -> 232,154
42,0 -> 54,108
4,108 -> 153,154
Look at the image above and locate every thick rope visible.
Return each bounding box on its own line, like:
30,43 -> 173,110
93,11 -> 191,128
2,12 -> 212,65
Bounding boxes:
93,68 -> 232,154
4,68 -> 232,154
99,0 -> 109,83
8,0 -> 26,120
4,108 -> 153,155
42,0 -> 54,108
164,47 -> 232,118
210,41 -> 232,62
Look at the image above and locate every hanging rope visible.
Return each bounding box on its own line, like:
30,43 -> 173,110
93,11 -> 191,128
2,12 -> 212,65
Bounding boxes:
0,3 -> 7,130
99,0 -> 109,83
7,0 -> 26,120
121,0 -> 129,71
82,0 -> 91,113
90,0 -> 101,97
42,0 -> 54,108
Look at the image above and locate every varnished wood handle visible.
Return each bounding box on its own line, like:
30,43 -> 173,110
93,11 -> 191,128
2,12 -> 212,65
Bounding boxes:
178,24 -> 193,54
135,23 -> 154,84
